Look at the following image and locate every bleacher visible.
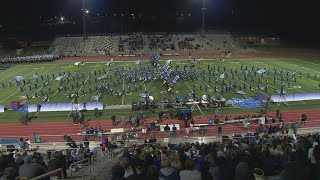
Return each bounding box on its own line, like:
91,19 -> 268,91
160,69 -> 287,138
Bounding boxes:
148,34 -> 176,51
49,32 -> 240,55
89,36 -> 118,54
50,37 -> 86,55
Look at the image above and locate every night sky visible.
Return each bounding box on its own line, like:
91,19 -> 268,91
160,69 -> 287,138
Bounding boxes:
0,0 -> 319,42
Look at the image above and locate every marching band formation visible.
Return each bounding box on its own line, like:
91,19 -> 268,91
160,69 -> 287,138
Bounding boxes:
0,54 -> 61,64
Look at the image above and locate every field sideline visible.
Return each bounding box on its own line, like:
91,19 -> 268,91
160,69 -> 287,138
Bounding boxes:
0,57 -> 319,124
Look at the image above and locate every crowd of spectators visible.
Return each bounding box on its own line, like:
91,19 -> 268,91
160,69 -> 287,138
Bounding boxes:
90,36 -> 116,54
50,37 -> 85,55
177,37 -> 201,50
148,35 -> 175,51
0,142 -> 99,180
119,35 -> 145,51
0,54 -> 61,64
111,132 -> 320,180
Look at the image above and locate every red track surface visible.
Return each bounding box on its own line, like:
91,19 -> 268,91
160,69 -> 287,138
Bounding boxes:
0,109 -> 319,142
56,52 -> 320,63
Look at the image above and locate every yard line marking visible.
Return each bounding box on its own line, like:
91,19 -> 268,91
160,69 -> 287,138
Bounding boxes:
0,65 -> 55,103
0,66 -> 31,82
32,63 -> 76,117
291,58 -> 320,68
194,63 -> 240,97
0,66 -> 18,76
0,89 -> 20,104
258,58 -> 316,92
67,63 -> 99,117
183,82 -> 204,115
76,65 -> 98,94
45,64 -> 80,103
30,64 -> 62,95
143,83 -> 147,91
122,62 -> 126,105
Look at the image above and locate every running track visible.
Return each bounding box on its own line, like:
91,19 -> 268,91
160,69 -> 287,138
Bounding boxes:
0,109 -> 319,142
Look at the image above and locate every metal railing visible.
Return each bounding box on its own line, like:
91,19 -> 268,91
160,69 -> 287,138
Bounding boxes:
69,158 -> 91,179
68,147 -> 114,180
30,168 -> 64,180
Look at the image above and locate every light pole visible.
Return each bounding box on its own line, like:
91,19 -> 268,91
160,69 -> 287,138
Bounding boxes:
82,0 -> 87,39
201,0 -> 206,35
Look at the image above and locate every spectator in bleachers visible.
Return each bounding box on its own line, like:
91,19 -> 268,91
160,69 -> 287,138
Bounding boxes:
281,148 -> 311,180
147,165 -> 159,180
47,152 -> 63,177
311,145 -> 320,180
111,164 -> 125,180
205,154 -> 221,180
19,155 -> 48,179
0,167 -> 16,180
200,161 -> 213,180
127,159 -> 147,180
159,157 -> 179,180
235,161 -> 253,180
179,158 -> 201,180
171,154 -> 182,172
119,158 -> 134,179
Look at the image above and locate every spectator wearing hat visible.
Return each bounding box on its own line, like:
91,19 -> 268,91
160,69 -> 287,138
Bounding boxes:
19,155 -> 48,179
0,167 -> 16,180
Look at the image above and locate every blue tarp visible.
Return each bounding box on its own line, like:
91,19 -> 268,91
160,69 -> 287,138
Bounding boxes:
0,139 -> 18,144
227,97 -> 264,109
0,105 -> 4,113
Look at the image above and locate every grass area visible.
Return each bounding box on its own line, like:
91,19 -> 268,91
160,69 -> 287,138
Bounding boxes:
0,57 -> 319,124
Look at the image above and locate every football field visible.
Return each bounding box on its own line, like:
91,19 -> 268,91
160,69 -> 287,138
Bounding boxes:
0,57 -> 319,123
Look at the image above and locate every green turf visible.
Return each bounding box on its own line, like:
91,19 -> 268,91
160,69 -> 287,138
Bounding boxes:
0,57 -> 319,124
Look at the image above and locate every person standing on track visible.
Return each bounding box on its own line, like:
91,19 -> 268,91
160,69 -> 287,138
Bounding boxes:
112,115 -> 116,126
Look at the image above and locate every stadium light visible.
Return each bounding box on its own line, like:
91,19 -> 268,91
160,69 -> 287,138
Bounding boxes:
82,0 -> 89,40
201,0 -> 206,35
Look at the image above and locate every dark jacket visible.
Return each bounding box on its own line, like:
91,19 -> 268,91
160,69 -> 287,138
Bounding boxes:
281,161 -> 310,180
261,157 -> 275,176
19,163 -> 48,179
159,168 -> 179,180
47,158 -> 63,172
127,173 -> 147,180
